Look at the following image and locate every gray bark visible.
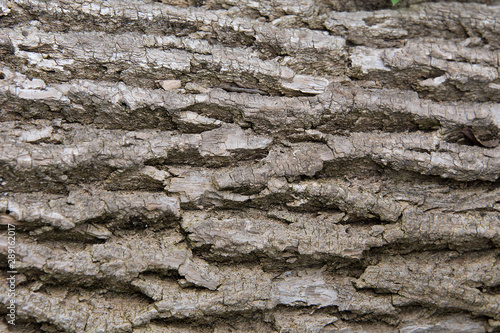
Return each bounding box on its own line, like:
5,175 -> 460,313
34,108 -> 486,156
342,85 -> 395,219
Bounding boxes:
0,0 -> 499,332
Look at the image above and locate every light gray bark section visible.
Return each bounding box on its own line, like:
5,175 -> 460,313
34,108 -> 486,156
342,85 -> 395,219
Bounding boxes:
0,0 -> 499,332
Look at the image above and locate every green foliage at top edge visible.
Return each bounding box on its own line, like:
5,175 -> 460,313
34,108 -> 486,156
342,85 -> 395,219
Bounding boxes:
391,0 -> 400,5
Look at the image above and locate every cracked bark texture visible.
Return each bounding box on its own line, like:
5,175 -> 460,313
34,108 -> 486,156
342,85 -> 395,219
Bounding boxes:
0,0 -> 499,332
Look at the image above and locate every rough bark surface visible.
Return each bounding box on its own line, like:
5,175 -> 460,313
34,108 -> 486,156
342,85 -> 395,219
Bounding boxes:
0,0 -> 499,332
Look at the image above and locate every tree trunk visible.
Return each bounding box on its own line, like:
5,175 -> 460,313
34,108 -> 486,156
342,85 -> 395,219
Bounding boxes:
0,0 -> 499,332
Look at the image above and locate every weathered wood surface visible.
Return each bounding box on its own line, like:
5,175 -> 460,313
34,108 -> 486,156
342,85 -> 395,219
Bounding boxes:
0,0 -> 499,332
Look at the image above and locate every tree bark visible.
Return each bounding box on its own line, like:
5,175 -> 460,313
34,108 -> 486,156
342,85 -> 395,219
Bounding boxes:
0,0 -> 499,332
